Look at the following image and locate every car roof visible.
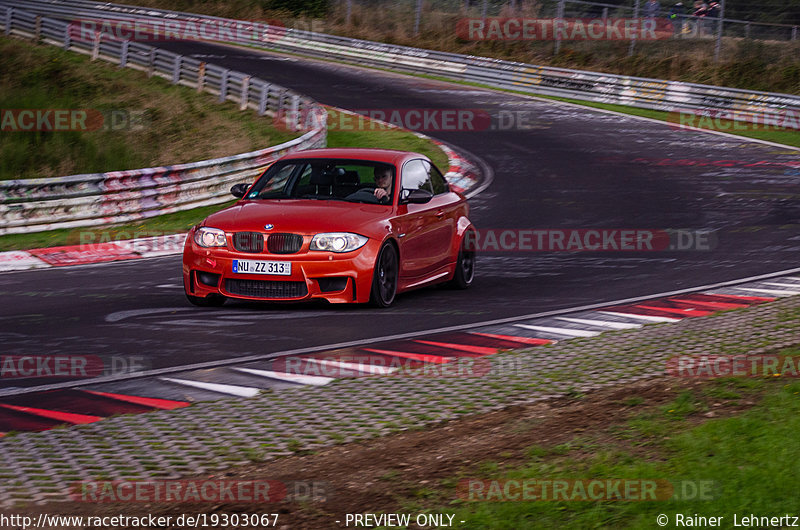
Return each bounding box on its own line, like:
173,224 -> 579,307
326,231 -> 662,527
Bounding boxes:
279,148 -> 427,166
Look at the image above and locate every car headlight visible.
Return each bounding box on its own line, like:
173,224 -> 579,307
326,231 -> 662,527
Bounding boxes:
310,232 -> 368,253
194,227 -> 228,248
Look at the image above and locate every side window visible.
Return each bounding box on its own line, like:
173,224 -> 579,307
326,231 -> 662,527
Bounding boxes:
401,159 -> 433,198
423,160 -> 449,195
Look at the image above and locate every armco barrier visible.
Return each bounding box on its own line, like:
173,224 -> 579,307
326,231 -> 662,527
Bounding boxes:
5,0 -> 800,127
0,7 -> 327,235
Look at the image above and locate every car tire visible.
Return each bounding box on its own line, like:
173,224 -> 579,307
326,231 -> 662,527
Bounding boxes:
370,242 -> 398,307
186,293 -> 226,307
449,234 -> 475,289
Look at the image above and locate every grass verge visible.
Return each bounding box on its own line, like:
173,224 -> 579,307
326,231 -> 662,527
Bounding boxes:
397,374 -> 800,528
0,36 -> 299,180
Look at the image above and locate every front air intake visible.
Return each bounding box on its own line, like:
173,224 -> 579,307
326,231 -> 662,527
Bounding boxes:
267,233 -> 303,254
233,232 -> 264,253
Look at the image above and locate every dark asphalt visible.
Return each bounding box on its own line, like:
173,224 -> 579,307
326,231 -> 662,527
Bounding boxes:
2,41 -> 799,389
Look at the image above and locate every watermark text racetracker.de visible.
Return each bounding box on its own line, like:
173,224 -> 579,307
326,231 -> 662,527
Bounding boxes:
71,479 -> 330,503
67,17 -> 323,43
667,355 -> 800,378
456,18 -> 674,41
458,478 -> 718,501
270,355 -> 528,379
283,107 -> 544,132
0,355 -> 150,379
1,109 -> 148,132
466,229 -> 716,252
668,109 -> 800,132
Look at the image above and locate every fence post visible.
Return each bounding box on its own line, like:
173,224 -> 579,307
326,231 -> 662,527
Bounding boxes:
554,0 -> 565,54
289,95 -> 300,131
92,31 -> 101,61
628,0 -> 640,57
147,48 -> 155,77
219,69 -> 229,102
172,55 -> 181,84
345,0 -> 351,26
240,75 -> 251,111
413,0 -> 423,36
258,84 -> 270,116
714,0 -> 725,62
34,15 -> 41,41
120,40 -> 129,68
63,23 -> 71,50
197,62 -> 205,92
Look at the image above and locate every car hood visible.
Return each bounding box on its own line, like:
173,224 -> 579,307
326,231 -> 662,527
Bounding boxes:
201,200 -> 389,235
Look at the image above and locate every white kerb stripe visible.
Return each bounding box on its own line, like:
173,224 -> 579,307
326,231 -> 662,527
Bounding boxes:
763,282 -> 800,289
556,317 -> 642,330
305,358 -> 397,375
597,311 -> 681,323
159,377 -> 261,397
513,324 -> 601,337
233,367 -> 333,386
733,287 -> 800,296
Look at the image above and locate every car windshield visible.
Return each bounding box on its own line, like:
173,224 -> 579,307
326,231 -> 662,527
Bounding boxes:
245,158 -> 396,205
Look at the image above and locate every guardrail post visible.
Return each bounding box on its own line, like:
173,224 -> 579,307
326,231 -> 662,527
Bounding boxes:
172,55 -> 181,84
602,7 -> 608,20
34,15 -> 41,41
147,48 -> 155,78
197,62 -> 206,92
793,26 -> 797,41
120,40 -> 129,68
345,0 -> 352,26
4,7 -> 12,36
240,75 -> 251,110
219,69 -> 229,102
745,22 -> 751,39
63,23 -> 71,50
92,31 -> 101,61
289,95 -> 300,131
258,83 -> 270,115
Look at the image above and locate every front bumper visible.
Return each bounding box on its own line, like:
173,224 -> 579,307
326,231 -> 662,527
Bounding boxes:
182,235 -> 378,304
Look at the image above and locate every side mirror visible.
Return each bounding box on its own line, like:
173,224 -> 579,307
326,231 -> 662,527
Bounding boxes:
401,189 -> 433,204
231,183 -> 250,198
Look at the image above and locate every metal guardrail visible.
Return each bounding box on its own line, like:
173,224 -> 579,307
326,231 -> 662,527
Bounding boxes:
0,6 -> 327,235
7,0 -> 798,128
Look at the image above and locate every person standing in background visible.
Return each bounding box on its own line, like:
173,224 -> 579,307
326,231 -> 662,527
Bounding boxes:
669,2 -> 688,35
645,0 -> 661,19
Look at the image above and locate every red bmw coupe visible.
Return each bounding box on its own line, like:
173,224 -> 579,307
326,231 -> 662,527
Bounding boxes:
182,148 -> 475,307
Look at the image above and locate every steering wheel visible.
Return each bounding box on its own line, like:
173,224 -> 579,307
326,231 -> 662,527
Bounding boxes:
346,188 -> 388,204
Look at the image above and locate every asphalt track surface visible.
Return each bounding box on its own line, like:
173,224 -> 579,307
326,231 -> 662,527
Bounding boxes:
2,40 -> 799,390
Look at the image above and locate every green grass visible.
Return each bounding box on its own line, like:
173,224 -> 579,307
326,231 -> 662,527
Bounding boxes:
408,376 -> 800,529
0,36 -> 299,180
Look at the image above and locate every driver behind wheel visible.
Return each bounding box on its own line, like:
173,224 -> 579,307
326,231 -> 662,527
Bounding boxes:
373,167 -> 392,203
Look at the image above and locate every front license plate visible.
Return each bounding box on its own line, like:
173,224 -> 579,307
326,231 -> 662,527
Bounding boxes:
232,259 -> 291,276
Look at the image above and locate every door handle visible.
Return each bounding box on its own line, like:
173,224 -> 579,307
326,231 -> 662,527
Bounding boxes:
435,210 -> 445,218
